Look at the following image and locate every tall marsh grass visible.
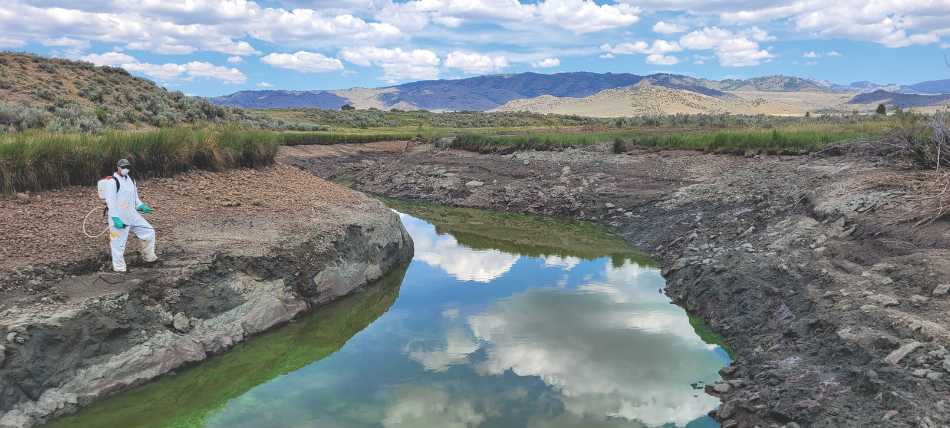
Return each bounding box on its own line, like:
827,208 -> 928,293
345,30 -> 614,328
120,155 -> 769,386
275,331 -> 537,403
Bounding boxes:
0,127 -> 278,193
278,131 -> 422,146
451,125 -> 878,155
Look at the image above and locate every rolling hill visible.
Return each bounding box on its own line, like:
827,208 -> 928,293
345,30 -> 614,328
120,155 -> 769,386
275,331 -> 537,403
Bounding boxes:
848,90 -> 950,109
0,52 -> 261,132
903,79 -> 950,95
492,80 -> 855,117
211,73 -> 834,112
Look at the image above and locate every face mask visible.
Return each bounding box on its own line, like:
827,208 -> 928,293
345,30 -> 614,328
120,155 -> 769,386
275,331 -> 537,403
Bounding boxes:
120,168 -> 130,176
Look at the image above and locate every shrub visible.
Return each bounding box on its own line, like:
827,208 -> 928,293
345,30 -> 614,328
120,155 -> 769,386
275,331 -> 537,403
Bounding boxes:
612,137 -> 627,154
889,111 -> 950,169
876,104 -> 887,115
0,127 -> 278,193
46,105 -> 103,133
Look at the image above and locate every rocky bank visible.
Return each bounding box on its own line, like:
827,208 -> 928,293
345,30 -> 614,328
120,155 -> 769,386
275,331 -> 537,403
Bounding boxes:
285,141 -> 950,427
0,166 -> 413,428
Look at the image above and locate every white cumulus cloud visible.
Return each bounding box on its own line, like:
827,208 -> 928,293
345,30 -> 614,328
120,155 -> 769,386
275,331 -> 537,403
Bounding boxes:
679,26 -> 774,67
80,51 -> 246,83
652,21 -> 687,34
600,39 -> 681,65
445,50 -> 508,74
646,53 -> 678,65
531,57 -> 560,68
260,51 -> 344,73
341,46 -> 440,83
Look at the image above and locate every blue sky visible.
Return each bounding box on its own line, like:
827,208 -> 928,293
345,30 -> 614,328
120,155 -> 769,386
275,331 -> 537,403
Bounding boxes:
2,0 -> 948,96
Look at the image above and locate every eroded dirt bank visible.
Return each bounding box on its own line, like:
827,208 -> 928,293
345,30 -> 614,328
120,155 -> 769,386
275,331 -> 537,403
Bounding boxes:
284,142 -> 950,427
0,165 -> 414,428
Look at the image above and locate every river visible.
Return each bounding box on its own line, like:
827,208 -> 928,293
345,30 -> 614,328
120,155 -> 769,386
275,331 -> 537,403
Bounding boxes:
47,202 -> 729,428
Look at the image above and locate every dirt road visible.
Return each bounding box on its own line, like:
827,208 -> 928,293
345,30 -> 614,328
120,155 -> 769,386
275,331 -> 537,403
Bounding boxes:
285,141 -> 950,427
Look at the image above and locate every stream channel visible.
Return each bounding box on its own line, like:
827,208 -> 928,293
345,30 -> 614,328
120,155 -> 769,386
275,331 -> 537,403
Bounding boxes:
47,202 -> 730,428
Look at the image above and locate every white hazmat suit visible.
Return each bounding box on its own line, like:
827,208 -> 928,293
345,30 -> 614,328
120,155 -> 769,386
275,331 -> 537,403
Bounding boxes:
99,172 -> 156,272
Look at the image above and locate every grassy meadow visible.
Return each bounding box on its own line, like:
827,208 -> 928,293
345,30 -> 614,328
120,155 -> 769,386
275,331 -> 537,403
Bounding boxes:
0,111 -> 900,193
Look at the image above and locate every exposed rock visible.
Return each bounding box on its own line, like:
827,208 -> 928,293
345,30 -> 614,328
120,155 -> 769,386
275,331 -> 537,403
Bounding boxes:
885,341 -> 922,366
910,295 -> 930,305
869,294 -> 900,307
719,400 -> 738,419
933,284 -> 950,296
943,357 -> 950,373
0,344 -> 5,367
465,180 -> 484,188
172,313 -> 191,333
862,271 -> 894,286
710,381 -> 732,394
721,420 -> 738,428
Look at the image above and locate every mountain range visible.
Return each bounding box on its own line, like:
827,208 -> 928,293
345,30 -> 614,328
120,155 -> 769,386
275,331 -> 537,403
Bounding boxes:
210,72 -> 950,115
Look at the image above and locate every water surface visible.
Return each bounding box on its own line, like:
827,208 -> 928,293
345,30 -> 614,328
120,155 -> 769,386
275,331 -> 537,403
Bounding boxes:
49,204 -> 729,428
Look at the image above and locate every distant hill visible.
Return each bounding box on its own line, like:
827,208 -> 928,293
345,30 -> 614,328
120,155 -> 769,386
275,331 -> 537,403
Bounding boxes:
493,80 -> 854,117
213,72 -> 822,111
0,52 -> 259,132
848,90 -> 950,108
208,70 -> 950,115
903,79 -> 950,94
209,90 -> 348,109
713,75 -> 829,92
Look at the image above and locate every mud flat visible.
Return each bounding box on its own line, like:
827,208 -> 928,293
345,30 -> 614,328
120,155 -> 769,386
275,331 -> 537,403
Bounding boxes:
0,165 -> 413,428
286,142 -> 950,427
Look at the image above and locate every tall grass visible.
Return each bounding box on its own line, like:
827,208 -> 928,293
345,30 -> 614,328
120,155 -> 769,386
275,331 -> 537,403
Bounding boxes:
0,127 -> 278,193
450,126 -> 877,155
625,128 -> 868,155
278,131 -> 423,146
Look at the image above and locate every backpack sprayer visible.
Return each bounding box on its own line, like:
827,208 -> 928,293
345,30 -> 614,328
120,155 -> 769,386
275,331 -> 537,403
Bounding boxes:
81,176 -> 116,238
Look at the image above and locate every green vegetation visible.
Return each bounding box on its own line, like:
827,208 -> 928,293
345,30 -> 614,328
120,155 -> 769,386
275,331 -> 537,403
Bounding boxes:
259,107 -> 892,131
278,130 -> 422,146
45,264 -> 406,428
688,313 -> 734,358
0,127 -> 278,193
447,122 -> 889,155
384,198 -> 654,267
623,128 -> 869,155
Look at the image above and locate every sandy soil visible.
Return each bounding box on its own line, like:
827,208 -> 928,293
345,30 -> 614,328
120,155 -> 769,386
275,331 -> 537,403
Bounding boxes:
286,141 -> 950,427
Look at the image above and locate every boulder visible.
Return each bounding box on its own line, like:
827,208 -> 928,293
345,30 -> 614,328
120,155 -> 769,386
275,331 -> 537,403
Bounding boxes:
884,341 -> 922,366
933,284 -> 949,296
465,180 -> 484,188
172,313 -> 191,333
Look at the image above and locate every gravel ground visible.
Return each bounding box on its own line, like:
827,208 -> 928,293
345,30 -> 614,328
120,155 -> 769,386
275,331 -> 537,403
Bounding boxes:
0,164 -> 366,278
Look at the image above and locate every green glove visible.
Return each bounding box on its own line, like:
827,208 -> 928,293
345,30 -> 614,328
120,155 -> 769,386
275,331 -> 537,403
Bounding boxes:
111,217 -> 126,229
137,203 -> 153,214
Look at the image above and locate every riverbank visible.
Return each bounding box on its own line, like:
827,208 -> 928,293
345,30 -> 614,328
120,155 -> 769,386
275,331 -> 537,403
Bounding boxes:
285,141 -> 950,427
0,165 -> 414,428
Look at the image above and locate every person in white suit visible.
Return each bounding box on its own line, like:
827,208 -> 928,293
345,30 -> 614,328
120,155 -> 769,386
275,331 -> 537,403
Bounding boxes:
98,158 -> 157,272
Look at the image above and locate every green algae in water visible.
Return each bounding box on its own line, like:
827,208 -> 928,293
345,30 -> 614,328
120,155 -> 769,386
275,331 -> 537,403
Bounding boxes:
44,265 -> 408,428
382,198 -> 655,268
47,206 -> 728,428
